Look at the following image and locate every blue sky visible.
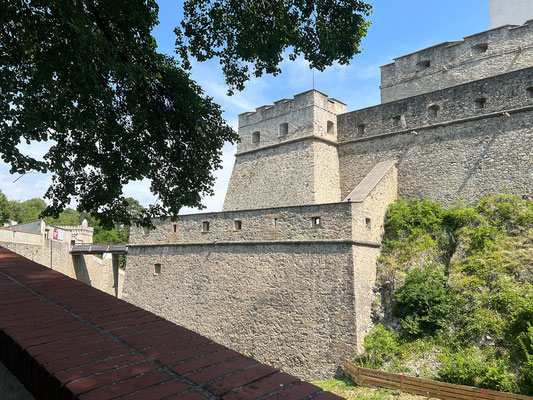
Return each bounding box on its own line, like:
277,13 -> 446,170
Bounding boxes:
0,0 -> 491,213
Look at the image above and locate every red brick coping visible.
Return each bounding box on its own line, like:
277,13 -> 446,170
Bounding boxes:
0,247 -> 342,400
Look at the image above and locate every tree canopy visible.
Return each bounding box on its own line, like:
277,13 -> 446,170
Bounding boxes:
0,0 -> 372,227
178,0 -> 372,93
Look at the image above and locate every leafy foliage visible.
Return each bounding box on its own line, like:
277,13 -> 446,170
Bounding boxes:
0,0 -> 237,228
359,194 -> 533,395
394,265 -> 452,338
178,0 -> 372,93
0,189 -> 138,245
357,324 -> 401,369
438,348 -> 517,392
1,0 -> 373,226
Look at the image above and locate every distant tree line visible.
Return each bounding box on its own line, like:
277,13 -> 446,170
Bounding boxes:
0,189 -> 142,244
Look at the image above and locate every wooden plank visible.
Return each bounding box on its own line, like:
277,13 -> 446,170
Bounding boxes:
343,360 -> 533,400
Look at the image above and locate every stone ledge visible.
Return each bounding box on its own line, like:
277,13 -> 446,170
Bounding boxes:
0,247 -> 343,400
128,239 -> 382,248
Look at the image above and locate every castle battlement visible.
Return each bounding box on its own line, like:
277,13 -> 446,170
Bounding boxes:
238,89 -> 346,129
234,89 -> 346,155
380,20 -> 533,103
339,66 -> 533,141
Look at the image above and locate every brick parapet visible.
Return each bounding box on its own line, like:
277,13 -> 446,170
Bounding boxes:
0,247 -> 341,400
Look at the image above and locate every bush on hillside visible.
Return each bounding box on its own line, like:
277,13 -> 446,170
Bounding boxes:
357,324 -> 401,369
394,265 -> 452,338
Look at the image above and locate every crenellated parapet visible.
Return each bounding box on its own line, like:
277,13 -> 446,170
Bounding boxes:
380,20 -> 533,103
236,89 -> 346,154
339,66 -> 533,142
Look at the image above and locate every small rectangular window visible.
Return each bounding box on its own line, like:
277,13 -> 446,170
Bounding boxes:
527,87 -> 533,98
428,104 -> 440,119
311,216 -> 321,228
272,218 -> 278,228
327,121 -> 335,135
365,217 -> 371,229
416,60 -> 431,70
252,131 -> 260,144
358,124 -> 365,136
173,224 -> 177,233
202,221 -> 210,232
472,43 -> 488,54
154,263 -> 161,275
475,98 -> 486,109
234,220 -> 242,230
279,123 -> 288,137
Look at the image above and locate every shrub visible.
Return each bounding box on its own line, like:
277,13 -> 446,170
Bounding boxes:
438,349 -> 517,392
394,265 -> 452,338
358,324 -> 401,368
519,358 -> 533,395
505,301 -> 533,361
385,198 -> 444,240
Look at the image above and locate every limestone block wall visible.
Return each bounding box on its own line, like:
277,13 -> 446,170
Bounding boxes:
338,111 -> 532,207
131,202 -> 353,245
338,68 -> 533,206
224,90 -> 346,211
0,240 -> 116,296
380,21 -> 533,102
236,90 -> 346,154
0,228 -> 42,245
340,67 -> 533,141
123,242 -> 358,380
223,140 -> 316,211
313,141 -> 342,204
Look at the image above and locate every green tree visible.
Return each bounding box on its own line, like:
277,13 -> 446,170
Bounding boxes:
0,190 -> 11,224
0,0 -> 371,227
178,0 -> 372,92
9,198 -> 47,223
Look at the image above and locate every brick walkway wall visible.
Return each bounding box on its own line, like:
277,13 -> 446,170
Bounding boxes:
0,247 -> 342,400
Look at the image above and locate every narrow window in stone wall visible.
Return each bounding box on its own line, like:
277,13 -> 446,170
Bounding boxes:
234,220 -> 242,230
311,216 -> 321,228
416,60 -> 431,71
472,43 -> 489,55
392,115 -> 406,128
428,104 -> 440,119
173,224 -> 177,233
365,217 -> 371,229
527,87 -> 533,98
251,131 -> 260,144
475,97 -> 487,109
279,123 -> 288,137
358,124 -> 365,136
202,221 -> 210,232
327,121 -> 335,135
272,218 -> 278,228
154,263 -> 161,275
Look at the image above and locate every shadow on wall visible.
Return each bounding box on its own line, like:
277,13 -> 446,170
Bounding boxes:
72,255 -> 92,286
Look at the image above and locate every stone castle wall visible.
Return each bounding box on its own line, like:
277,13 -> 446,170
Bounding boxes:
338,67 -> 533,206
125,163 -> 397,380
131,202 -> 353,245
380,20 -> 533,103
223,90 -> 346,211
222,140 -> 317,211
124,242 -> 358,380
0,240 -> 116,296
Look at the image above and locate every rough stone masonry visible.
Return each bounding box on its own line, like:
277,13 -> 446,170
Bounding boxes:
123,20 -> 533,380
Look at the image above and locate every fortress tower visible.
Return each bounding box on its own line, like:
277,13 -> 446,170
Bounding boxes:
223,90 -> 346,211
490,0 -> 533,28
